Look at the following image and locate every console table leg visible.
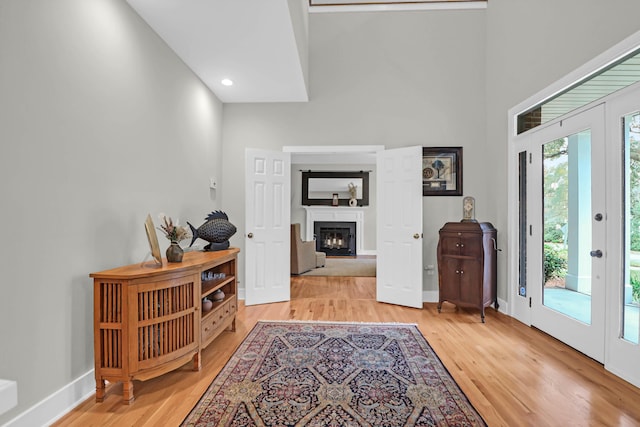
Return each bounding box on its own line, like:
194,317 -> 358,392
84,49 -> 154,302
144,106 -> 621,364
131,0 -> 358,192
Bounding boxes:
193,350 -> 201,371
122,381 -> 134,404
95,379 -> 105,402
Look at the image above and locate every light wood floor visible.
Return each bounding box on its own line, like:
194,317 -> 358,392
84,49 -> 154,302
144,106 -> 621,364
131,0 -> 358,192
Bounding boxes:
54,276 -> 640,427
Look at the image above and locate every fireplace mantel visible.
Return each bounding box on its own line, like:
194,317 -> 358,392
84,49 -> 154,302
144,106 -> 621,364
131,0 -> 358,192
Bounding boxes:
303,206 -> 365,255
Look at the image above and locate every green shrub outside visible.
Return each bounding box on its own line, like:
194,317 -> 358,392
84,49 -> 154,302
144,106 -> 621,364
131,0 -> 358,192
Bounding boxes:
544,227 -> 564,244
630,272 -> 640,303
544,243 -> 567,283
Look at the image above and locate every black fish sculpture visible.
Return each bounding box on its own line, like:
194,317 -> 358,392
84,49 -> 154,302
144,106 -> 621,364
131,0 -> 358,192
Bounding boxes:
188,211 -> 237,251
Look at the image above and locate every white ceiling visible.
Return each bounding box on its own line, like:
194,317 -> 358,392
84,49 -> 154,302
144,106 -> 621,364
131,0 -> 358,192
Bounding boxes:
125,0 -> 486,104
126,0 -> 309,103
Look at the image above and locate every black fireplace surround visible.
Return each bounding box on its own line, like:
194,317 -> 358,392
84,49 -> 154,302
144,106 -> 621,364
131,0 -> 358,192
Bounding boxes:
314,221 -> 356,256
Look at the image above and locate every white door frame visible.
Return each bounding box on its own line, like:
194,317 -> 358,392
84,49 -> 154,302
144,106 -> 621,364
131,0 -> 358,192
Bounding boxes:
507,29 -> 640,323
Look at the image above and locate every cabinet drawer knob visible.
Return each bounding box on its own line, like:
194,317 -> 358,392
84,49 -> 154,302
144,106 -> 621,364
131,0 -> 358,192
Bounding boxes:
460,244 -> 464,248
460,270 -> 464,274
455,270 -> 460,274
456,243 -> 459,247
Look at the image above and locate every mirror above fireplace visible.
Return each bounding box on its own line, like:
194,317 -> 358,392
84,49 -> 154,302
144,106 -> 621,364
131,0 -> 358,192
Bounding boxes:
302,171 -> 370,206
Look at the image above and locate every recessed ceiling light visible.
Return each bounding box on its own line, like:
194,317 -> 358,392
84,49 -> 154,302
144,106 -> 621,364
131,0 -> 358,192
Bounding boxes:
221,78 -> 233,86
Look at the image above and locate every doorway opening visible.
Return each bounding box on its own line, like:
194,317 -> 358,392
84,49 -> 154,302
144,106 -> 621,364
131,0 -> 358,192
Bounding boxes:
285,145 -> 383,284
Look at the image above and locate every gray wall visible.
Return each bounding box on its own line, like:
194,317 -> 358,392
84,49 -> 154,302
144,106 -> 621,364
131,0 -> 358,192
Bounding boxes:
222,9 -> 488,294
0,0 -> 224,423
484,0 -> 640,302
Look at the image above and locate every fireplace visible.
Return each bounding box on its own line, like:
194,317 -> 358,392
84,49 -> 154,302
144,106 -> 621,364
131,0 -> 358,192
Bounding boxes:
304,206 -> 365,256
314,221 -> 356,256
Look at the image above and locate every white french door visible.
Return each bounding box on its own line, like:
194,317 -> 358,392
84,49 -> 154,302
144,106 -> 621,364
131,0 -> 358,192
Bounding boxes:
605,85 -> 640,387
525,104 -> 606,362
243,146 -> 423,310
376,146 -> 423,308
244,148 -> 291,306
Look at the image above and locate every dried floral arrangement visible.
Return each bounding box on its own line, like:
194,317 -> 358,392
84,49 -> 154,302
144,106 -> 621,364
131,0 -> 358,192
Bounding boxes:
348,182 -> 358,199
157,215 -> 191,243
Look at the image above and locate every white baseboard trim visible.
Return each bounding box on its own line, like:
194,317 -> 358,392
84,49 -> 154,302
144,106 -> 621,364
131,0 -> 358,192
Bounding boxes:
497,297 -> 508,314
422,290 -> 439,303
357,250 -> 376,256
0,380 -> 17,417
2,370 -> 94,427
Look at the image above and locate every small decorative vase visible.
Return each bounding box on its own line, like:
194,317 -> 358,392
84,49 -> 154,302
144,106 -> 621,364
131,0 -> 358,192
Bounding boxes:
212,289 -> 225,302
166,242 -> 184,263
202,298 -> 213,312
349,198 -> 357,207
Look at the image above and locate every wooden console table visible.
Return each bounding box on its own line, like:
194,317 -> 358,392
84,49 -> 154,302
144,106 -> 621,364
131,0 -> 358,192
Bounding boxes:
90,248 -> 239,403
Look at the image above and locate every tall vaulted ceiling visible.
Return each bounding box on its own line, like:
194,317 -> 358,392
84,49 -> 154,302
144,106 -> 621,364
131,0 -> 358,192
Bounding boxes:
126,0 -> 487,103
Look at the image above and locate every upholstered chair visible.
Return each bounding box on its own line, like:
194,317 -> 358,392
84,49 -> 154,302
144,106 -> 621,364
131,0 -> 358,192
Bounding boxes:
291,223 -> 321,274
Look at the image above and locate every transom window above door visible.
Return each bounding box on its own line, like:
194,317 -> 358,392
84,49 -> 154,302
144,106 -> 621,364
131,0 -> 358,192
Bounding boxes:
517,49 -> 640,134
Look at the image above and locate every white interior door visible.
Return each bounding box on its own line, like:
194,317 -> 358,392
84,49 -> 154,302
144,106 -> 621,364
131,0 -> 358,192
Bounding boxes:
244,148 -> 291,306
527,104 -> 606,362
376,146 -> 423,308
605,84 -> 640,388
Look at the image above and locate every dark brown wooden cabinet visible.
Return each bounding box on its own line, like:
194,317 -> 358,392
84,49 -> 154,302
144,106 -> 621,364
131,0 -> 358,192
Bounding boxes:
437,221 -> 498,322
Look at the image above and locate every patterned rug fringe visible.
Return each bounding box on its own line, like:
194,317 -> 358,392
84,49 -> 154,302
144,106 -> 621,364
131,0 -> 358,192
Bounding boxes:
256,319 -> 419,327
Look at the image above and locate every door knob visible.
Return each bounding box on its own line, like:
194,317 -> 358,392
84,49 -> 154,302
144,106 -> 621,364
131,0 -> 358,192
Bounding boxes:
413,233 -> 421,239
247,233 -> 254,239
590,249 -> 602,258
594,213 -> 603,221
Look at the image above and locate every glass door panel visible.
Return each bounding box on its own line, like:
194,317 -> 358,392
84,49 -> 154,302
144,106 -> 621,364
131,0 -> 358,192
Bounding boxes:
529,103 -> 605,363
518,151 -> 527,299
543,131 -> 592,324
607,85 -> 640,388
624,111 -> 640,344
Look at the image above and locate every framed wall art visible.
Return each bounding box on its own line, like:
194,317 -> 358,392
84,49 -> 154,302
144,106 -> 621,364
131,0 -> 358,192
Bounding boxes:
422,147 -> 462,196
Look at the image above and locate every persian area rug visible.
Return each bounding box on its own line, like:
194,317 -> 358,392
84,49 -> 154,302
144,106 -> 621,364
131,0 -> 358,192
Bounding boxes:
181,321 -> 486,427
301,258 -> 376,277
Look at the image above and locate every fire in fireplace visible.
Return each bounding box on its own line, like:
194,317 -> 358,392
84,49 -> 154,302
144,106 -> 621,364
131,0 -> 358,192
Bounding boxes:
314,221 -> 356,256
